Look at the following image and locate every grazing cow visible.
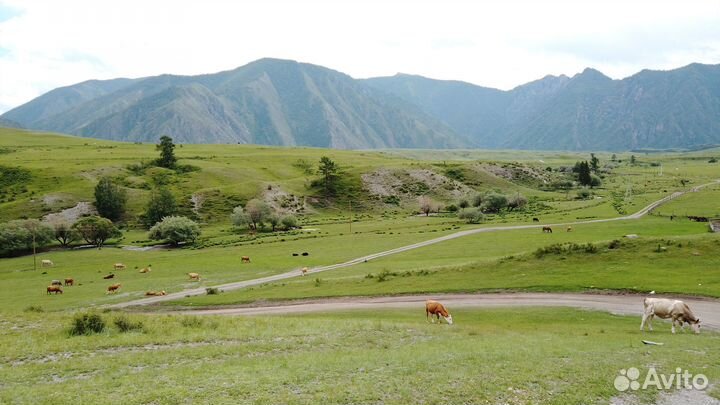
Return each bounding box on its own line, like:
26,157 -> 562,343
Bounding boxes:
542,226 -> 553,233
41,259 -> 54,267
301,267 -> 308,276
139,267 -> 151,273
425,300 -> 453,325
301,252 -> 309,256
106,283 -> 121,294
145,290 -> 167,296
50,279 -> 62,286
566,226 -> 573,232
46,285 -> 63,294
532,218 -> 540,222
241,256 -> 251,263
103,273 -> 115,279
188,272 -> 200,281
64,278 -> 74,286
641,297 -> 701,334
113,263 -> 126,270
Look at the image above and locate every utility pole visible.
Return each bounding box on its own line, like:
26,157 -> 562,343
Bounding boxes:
348,199 -> 352,234
33,231 -> 37,271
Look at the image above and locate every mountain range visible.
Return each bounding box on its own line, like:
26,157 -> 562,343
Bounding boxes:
3,58 -> 720,151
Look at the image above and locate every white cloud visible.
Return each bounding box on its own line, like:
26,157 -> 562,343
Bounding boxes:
1,0 -> 719,112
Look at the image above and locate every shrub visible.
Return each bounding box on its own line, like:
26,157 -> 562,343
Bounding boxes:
206,287 -> 220,295
114,316 -> 144,333
281,215 -> 298,230
458,207 -> 484,224
148,216 -> 201,245
180,316 -> 204,328
576,188 -> 592,200
69,313 -> 106,336
24,305 -> 44,313
481,192 -> 508,213
534,242 -> 598,258
608,239 -> 622,249
0,219 -> 54,254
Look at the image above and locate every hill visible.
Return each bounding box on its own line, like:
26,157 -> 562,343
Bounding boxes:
2,59 -> 466,149
364,63 -> 720,150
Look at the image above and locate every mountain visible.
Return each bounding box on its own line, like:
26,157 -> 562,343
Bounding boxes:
5,60 -> 720,150
364,63 -> 720,150
2,59 -> 466,149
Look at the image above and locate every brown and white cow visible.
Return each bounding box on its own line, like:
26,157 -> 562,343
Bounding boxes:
641,297 -> 701,334
241,256 -> 251,263
107,283 -> 122,294
426,300 -> 453,325
113,263 -> 126,270
188,272 -> 200,281
46,285 -> 63,294
41,259 -> 54,267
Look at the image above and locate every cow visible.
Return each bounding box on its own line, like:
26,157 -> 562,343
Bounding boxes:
542,226 -> 553,233
64,278 -> 74,286
566,226 -> 573,232
106,283 -> 121,294
145,290 -> 167,296
241,256 -> 251,263
301,252 -> 309,256
139,266 -> 151,273
426,300 -> 453,325
532,218 -> 540,222
113,263 -> 126,270
41,259 -> 54,267
300,267 -> 308,276
47,285 -> 63,294
103,273 -> 115,279
641,297 -> 701,334
50,279 -> 62,286
188,272 -> 200,281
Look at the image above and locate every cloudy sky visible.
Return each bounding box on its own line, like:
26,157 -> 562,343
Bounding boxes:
1,0 -> 719,113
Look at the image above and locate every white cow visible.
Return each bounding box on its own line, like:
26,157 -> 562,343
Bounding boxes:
41,259 -> 54,267
641,297 -> 701,334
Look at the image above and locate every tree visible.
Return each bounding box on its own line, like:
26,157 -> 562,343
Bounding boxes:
590,174 -> 602,188
0,219 -> 53,254
481,192 -> 508,213
148,216 -> 200,246
317,156 -> 339,196
245,199 -> 271,230
156,136 -> 177,169
230,206 -> 250,228
72,216 -> 121,247
418,196 -> 434,216
267,213 -> 281,232
577,161 -> 592,186
507,194 -> 528,211
281,215 -> 298,230
589,153 -> 600,173
143,188 -> 177,227
611,154 -> 617,162
94,177 -> 127,221
471,194 -> 483,208
630,155 -> 637,165
51,220 -> 78,247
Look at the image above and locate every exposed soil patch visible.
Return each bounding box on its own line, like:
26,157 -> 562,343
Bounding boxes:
42,201 -> 96,224
362,168 -> 472,204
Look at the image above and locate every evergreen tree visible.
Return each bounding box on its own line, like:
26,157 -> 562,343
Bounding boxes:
577,161 -> 592,186
94,177 -> 127,221
590,153 -> 600,173
143,188 -> 177,227
156,136 -> 177,169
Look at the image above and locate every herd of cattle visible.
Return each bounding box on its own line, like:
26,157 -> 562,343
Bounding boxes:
41,257 -> 701,334
41,260 -> 219,296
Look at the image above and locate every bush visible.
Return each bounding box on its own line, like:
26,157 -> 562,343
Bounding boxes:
206,287 -> 220,295
281,215 -> 298,230
0,219 -> 54,254
576,188 -> 592,200
69,313 -> 106,336
458,207 -> 484,224
114,316 -> 144,333
446,204 -> 458,212
481,192 -> 508,213
180,316 -> 204,328
608,239 -> 622,249
148,216 -> 201,245
24,305 -> 44,313
590,174 -> 602,188
534,242 -> 598,258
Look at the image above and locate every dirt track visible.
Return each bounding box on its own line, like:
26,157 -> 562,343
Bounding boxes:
110,180 -> 719,309
168,293 -> 720,329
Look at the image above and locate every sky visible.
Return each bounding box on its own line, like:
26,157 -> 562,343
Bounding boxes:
1,0 -> 719,113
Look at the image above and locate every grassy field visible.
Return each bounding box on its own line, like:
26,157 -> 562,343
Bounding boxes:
1,308 -> 718,404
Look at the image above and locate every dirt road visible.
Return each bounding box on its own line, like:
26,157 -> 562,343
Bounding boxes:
110,180 -> 719,309
174,292 -> 720,330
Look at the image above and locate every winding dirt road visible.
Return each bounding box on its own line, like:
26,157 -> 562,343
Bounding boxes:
171,293 -> 720,329
110,180 -> 719,309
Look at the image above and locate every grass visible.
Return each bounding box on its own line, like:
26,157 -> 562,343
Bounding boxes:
0,308 -> 718,404
174,223 -> 720,306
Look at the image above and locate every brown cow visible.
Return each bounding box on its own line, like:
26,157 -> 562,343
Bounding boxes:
103,273 -> 115,279
188,272 -> 200,281
542,226 -> 553,233
64,278 -> 74,286
426,300 -> 453,324
145,290 -> 167,296
106,283 -> 121,294
241,256 -> 251,263
47,285 -> 63,294
113,263 -> 126,270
